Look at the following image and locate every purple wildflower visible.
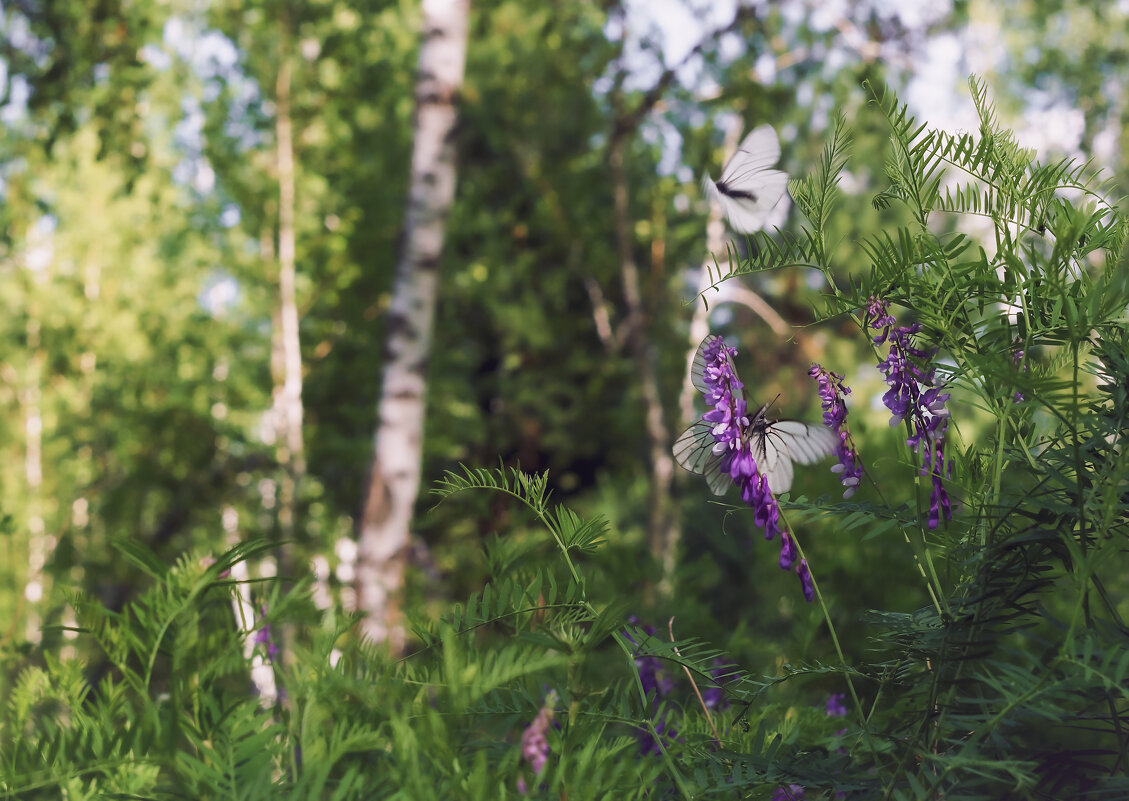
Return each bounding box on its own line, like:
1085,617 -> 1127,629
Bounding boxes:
254,605 -> 280,661
770,785 -> 805,801
625,621 -> 680,754
696,337 -> 800,589
702,658 -> 732,710
866,298 -> 952,529
825,693 -> 848,717
518,689 -> 558,793
796,558 -> 815,602
809,364 -> 864,498
778,530 -> 798,570
640,711 -> 679,756
626,621 -> 676,698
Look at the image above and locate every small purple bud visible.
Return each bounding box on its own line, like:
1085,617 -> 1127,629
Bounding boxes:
779,530 -> 797,570
702,659 -> 731,710
796,559 -> 815,602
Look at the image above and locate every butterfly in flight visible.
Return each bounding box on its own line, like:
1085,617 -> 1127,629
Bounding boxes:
702,124 -> 789,234
674,335 -> 837,496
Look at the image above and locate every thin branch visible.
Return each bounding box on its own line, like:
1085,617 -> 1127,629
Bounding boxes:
727,285 -> 790,337
669,617 -> 721,744
584,276 -> 616,351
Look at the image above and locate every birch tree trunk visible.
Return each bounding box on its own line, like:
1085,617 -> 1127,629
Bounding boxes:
274,18 -> 305,542
21,223 -> 50,644
356,0 -> 469,651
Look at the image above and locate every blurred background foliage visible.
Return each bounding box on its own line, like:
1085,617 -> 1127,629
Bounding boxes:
0,0 -> 1124,721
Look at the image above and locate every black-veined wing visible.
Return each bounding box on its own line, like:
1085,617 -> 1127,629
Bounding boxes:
750,414 -> 838,495
689,334 -> 738,394
673,420 -> 732,496
702,125 -> 789,234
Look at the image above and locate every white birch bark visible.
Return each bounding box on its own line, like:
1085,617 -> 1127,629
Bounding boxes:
274,27 -> 305,539
22,222 -> 51,644
224,505 -> 278,705
356,0 -> 469,650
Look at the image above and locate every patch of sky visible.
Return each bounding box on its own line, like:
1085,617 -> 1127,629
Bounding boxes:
2,11 -> 51,68
26,215 -> 57,274
140,43 -> 173,71
595,0 -> 744,177
165,15 -> 261,151
1,74 -> 29,126
165,17 -> 239,80
200,270 -> 240,317
220,204 -> 242,228
224,79 -> 264,151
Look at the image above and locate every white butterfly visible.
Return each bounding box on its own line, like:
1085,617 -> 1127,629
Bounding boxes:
674,335 -> 837,496
702,124 -> 789,234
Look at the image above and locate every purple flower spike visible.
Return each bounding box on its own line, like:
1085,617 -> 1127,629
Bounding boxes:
696,338 -> 795,570
826,693 -> 848,717
625,620 -> 676,698
625,620 -> 682,755
680,335 -> 835,601
518,689 -> 558,793
254,604 -> 280,661
702,658 -> 732,710
867,298 -> 953,528
771,785 -> 806,801
809,364 -> 864,498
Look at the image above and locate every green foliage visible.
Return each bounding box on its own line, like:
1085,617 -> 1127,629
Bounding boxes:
0,489 -> 697,798
699,77 -> 1129,798
2,0 -> 1128,796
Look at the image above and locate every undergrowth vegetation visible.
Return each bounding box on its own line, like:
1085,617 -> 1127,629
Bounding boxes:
4,80 -> 1128,800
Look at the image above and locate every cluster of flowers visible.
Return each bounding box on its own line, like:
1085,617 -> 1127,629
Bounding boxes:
629,623 -> 678,755
698,337 -> 815,601
866,297 -> 952,529
517,689 -> 558,794
623,620 -> 731,755
808,364 -> 864,498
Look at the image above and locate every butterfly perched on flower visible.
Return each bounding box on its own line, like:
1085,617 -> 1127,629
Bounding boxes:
675,335 -> 837,496
702,124 -> 789,234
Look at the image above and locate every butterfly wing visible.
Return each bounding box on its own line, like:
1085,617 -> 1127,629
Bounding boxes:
722,126 -> 781,181
754,419 -> 838,495
768,420 -> 839,465
716,170 -> 789,233
689,334 -> 737,393
748,407 -> 789,495
707,124 -> 788,234
674,420 -> 732,496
